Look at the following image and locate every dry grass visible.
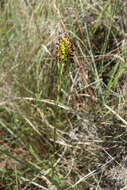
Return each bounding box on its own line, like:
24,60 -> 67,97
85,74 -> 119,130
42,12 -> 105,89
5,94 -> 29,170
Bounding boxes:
0,0 -> 127,189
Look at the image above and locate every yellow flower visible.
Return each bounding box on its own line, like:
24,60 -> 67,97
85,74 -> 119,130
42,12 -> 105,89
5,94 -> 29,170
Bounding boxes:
56,36 -> 74,64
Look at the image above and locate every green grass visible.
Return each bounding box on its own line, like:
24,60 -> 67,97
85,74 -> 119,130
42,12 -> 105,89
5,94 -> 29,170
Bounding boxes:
0,0 -> 127,189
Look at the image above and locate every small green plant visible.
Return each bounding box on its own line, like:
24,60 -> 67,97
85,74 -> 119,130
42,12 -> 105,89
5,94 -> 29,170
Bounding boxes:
56,36 -> 74,102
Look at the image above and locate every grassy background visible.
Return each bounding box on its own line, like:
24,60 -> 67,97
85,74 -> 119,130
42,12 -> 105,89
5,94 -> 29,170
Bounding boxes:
0,0 -> 127,189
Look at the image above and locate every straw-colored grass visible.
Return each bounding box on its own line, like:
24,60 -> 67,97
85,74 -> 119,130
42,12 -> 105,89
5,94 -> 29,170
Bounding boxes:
0,0 -> 127,189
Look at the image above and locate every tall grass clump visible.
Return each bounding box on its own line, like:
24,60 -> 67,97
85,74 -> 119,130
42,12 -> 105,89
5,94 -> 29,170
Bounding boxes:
0,0 -> 127,189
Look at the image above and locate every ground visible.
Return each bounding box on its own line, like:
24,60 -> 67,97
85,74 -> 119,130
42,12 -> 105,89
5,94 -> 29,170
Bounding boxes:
0,0 -> 127,189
